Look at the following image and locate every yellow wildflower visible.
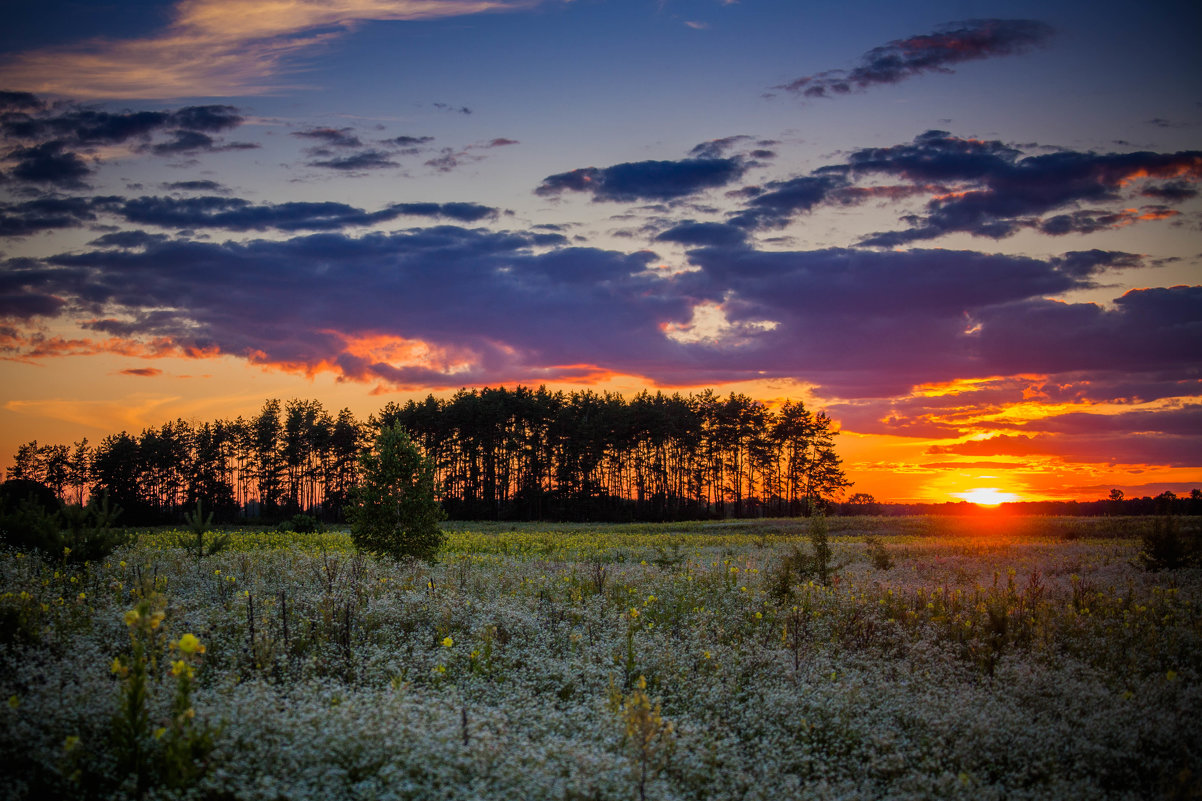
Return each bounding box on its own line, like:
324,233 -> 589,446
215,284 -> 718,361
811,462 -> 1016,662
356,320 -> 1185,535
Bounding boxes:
175,633 -> 205,655
123,609 -> 140,627
63,735 -> 80,752
442,635 -> 454,648
7,695 -> 18,710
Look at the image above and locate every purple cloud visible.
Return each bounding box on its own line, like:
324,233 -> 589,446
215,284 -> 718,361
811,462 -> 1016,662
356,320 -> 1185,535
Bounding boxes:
778,19 -> 1053,98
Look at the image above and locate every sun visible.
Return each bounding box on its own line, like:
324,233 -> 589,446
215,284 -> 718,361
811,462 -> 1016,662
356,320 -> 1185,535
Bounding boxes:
954,488 -> 1020,506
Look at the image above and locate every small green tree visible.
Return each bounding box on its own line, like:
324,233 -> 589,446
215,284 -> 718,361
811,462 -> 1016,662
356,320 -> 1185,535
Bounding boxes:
350,424 -> 445,561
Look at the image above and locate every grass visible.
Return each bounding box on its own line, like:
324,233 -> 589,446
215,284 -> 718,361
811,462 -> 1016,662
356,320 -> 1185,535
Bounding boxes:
1,516 -> 1199,799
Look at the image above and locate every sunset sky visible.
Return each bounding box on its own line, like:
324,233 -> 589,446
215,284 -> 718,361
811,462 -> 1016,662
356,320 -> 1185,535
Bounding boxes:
1,0 -> 1200,503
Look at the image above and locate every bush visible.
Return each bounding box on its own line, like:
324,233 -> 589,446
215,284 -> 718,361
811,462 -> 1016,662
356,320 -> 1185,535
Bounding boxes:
350,424 -> 445,562
0,487 -> 127,563
1139,516 -> 1198,571
278,513 -> 322,534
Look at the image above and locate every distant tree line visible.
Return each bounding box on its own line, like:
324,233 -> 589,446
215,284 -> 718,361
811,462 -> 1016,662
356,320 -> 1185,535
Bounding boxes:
835,490 -> 1202,517
4,387 -> 849,525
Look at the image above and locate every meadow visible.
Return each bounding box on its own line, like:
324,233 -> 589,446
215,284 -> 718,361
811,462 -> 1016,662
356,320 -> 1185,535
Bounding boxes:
1,516 -> 1198,800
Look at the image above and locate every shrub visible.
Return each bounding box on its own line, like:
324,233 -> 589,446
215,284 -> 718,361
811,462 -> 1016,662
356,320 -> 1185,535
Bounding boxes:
350,424 -> 445,562
1139,516 -> 1198,571
1,488 -> 127,563
180,500 -> 229,559
278,513 -> 322,534
58,494 -> 129,563
864,535 -> 893,570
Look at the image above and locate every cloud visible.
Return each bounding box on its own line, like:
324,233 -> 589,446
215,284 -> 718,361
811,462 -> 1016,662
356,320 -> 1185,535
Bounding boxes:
308,150 -> 398,171
0,0 -> 540,99
926,432 -> 1201,468
778,19 -> 1053,98
162,180 -> 227,192
7,141 -> 92,187
1048,249 -> 1142,278
654,221 -> 747,248
119,367 -> 162,377
3,225 -> 1198,425
999,404 -> 1202,437
111,196 -> 497,231
89,231 -> 170,249
0,194 -> 500,236
385,135 -> 435,148
0,196 -> 99,236
433,103 -> 473,115
537,157 -> 746,202
4,226 -> 684,388
1,96 -> 249,184
846,131 -> 1202,245
292,127 -> 363,148
728,173 -> 848,230
2,102 -> 243,145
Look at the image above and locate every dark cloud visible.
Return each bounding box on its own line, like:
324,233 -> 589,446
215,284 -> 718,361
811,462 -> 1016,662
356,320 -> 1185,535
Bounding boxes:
111,196 -> 497,231
689,136 -> 754,160
4,215 -> 1198,413
654,221 -> 748,248
425,148 -> 468,173
12,226 -> 683,387
998,404 -> 1202,437
389,202 -> 497,223
926,433 -> 1201,468
1142,181 -> 1198,202
0,196 -> 98,236
729,173 -> 848,230
385,135 -> 434,147
88,231 -> 169,249
778,19 -> 1053,98
119,367 -> 162,377
1049,249 -> 1142,278
9,141 -> 91,186
0,91 -> 43,112
848,131 -> 1202,245
433,103 -> 472,115
1,96 -> 248,185
2,194 -> 499,236
972,286 -> 1202,376
485,138 -> 519,147
150,130 -> 215,155
292,127 -> 363,148
2,102 -> 242,145
162,180 -> 226,192
165,106 -> 242,133
536,158 -> 746,202
308,150 -> 398,171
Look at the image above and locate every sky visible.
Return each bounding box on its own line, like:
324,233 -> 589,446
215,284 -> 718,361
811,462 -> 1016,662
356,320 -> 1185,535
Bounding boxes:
1,0 -> 1200,504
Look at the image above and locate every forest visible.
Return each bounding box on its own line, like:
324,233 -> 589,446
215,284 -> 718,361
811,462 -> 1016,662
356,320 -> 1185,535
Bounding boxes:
4,387 -> 849,524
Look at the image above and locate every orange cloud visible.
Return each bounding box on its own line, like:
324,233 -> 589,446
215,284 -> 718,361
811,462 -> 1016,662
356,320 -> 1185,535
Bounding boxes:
119,367 -> 163,377
0,0 -> 538,98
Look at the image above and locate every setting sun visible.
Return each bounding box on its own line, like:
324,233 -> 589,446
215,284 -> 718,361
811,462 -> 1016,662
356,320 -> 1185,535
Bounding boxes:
954,488 -> 1021,506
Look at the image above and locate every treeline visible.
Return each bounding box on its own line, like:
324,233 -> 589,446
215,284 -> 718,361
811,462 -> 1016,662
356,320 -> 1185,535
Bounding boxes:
837,494 -> 1202,517
4,387 -> 849,524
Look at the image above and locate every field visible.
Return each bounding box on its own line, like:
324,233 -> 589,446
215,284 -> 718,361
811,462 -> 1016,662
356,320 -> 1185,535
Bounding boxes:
1,516 -> 1199,800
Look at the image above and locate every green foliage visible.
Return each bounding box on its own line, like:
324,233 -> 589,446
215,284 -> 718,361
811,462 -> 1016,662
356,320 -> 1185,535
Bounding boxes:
1139,516 -> 1198,571
864,535 -> 893,570
768,513 -> 845,601
59,494 -> 129,563
278,512 -> 322,534
0,493 -> 62,553
0,490 -> 127,563
179,500 -> 229,559
108,596 -> 218,795
350,424 -> 445,562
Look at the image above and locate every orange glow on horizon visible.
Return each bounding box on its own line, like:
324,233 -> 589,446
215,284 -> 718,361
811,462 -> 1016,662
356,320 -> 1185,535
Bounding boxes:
953,488 -> 1021,506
